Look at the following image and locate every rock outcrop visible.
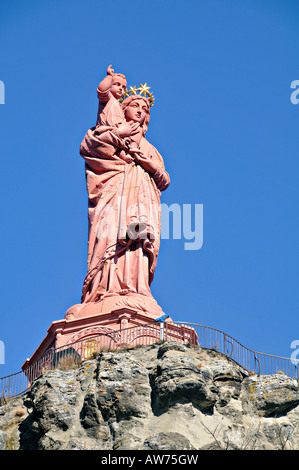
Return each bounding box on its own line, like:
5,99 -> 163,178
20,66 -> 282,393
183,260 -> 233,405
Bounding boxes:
1,341 -> 299,450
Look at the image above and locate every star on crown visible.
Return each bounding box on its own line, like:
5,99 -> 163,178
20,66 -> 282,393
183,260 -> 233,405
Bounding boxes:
120,83 -> 155,107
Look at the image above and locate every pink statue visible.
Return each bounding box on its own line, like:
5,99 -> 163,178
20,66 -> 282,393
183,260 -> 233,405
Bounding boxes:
21,67 -> 184,371
78,68 -> 170,316
96,64 -> 127,130
95,64 -> 142,156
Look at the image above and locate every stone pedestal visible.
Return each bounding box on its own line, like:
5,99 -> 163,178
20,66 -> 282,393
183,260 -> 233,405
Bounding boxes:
21,294 -> 198,382
22,293 -> 168,372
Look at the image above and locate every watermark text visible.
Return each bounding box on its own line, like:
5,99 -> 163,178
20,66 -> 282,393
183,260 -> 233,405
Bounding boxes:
161,203 -> 203,250
0,341 -> 4,364
94,198 -> 203,251
0,81 -> 4,104
290,80 -> 299,104
291,339 -> 299,365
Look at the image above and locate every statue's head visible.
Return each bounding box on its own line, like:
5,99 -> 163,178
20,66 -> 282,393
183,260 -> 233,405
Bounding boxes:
110,73 -> 127,100
121,95 -> 150,135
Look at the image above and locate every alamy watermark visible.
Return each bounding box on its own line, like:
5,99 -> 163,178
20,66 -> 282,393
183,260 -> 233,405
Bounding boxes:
94,197 -> 203,251
289,86 -> 299,366
161,203 -> 203,250
290,80 -> 299,105
0,341 -> 4,364
0,80 -> 4,104
290,340 -> 299,365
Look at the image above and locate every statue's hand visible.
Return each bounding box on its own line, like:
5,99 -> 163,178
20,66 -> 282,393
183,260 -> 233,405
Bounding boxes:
134,152 -> 159,174
107,64 -> 114,75
117,121 -> 139,138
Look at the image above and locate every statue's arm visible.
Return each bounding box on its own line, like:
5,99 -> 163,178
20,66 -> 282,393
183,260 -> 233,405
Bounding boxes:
152,147 -> 170,191
95,129 -> 128,150
97,66 -> 114,103
152,166 -> 170,192
80,127 -> 128,166
134,148 -> 170,191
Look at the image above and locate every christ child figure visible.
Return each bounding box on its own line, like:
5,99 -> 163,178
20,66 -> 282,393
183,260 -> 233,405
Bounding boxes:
96,64 -> 127,130
95,65 -> 142,159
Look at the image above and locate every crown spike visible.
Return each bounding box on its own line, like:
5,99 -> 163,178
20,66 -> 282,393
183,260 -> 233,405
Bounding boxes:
119,82 -> 155,107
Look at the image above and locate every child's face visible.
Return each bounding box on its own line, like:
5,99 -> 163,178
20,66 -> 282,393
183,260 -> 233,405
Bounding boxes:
110,76 -> 127,99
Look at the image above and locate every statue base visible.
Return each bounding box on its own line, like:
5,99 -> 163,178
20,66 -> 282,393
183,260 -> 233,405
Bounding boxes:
21,293 -> 198,383
64,292 -> 166,322
22,293 -> 169,372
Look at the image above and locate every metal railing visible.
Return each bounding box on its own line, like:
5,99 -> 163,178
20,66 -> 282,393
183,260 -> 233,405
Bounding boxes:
176,322 -> 299,379
1,321 -> 298,402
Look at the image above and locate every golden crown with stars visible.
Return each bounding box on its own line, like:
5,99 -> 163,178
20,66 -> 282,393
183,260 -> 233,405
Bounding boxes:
120,83 -> 155,107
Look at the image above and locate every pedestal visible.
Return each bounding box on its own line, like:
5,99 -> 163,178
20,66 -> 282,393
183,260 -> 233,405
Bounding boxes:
21,293 -> 168,372
21,293 -> 198,383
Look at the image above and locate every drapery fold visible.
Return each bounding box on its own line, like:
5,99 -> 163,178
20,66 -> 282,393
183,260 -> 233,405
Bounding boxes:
80,127 -> 170,303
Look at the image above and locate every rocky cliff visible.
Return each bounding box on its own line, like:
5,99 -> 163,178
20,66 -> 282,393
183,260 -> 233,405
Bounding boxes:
1,341 -> 299,450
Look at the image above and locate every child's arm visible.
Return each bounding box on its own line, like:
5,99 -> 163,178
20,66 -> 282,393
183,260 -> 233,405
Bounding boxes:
97,65 -> 114,103
94,125 -> 114,135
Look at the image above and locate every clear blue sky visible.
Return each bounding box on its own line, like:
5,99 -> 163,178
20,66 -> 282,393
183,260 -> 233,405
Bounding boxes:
0,0 -> 298,377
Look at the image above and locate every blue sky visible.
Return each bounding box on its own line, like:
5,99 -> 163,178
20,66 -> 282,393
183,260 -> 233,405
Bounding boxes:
0,0 -> 298,377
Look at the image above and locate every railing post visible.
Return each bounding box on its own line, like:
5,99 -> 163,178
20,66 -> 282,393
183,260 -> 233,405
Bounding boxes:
154,315 -> 169,343
254,352 -> 261,376
159,322 -> 164,342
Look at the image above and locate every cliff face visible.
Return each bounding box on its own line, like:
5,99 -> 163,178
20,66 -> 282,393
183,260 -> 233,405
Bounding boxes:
1,341 -> 299,450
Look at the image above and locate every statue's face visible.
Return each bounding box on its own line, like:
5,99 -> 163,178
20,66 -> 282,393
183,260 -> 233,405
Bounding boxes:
110,76 -> 127,99
125,98 -> 148,124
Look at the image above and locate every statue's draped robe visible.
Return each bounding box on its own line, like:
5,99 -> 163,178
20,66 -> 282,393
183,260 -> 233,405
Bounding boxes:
80,129 -> 170,303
